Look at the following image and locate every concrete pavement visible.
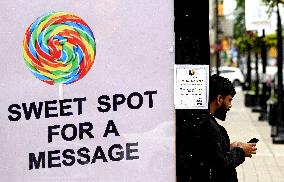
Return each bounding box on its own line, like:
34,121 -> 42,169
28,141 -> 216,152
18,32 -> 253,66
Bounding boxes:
219,88 -> 284,182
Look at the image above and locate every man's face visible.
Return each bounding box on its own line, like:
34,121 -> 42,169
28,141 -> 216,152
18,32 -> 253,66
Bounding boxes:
214,95 -> 233,121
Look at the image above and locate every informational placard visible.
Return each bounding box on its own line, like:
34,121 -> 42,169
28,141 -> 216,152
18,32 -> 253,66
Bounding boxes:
0,1 -> 175,181
245,0 -> 271,31
174,65 -> 209,109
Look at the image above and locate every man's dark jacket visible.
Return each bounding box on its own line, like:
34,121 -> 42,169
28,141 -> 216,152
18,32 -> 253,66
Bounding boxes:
177,112 -> 245,182
199,113 -> 246,181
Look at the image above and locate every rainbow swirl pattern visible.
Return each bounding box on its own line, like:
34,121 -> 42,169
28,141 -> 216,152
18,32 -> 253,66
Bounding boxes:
23,12 -> 96,85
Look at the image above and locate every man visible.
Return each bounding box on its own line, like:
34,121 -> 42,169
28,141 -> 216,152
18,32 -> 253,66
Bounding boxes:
199,74 -> 257,181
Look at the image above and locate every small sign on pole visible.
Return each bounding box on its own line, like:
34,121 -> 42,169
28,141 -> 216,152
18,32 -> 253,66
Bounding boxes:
174,64 -> 209,109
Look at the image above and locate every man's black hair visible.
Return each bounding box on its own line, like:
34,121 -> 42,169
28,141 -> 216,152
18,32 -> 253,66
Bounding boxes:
209,74 -> 236,102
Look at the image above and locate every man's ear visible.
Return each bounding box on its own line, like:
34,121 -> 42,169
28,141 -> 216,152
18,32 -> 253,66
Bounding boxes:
216,95 -> 223,106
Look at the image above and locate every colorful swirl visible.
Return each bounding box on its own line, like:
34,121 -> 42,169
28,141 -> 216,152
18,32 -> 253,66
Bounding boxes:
23,12 -> 96,85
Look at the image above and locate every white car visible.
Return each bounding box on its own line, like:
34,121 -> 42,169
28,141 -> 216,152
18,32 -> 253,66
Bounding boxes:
211,66 -> 245,87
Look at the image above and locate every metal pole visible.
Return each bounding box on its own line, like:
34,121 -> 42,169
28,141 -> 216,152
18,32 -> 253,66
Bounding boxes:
261,30 -> 267,74
273,2 -> 284,143
246,42 -> 252,89
255,50 -> 259,103
259,29 -> 268,121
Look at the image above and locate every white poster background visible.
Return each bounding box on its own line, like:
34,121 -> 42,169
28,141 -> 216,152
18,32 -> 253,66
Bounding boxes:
245,0 -> 271,31
174,65 -> 209,109
0,0 -> 175,181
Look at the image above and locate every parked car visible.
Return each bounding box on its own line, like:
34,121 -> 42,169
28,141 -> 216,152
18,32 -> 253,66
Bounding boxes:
211,66 -> 245,87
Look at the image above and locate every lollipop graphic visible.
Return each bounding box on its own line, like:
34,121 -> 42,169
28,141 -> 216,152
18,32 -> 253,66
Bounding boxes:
22,11 -> 96,99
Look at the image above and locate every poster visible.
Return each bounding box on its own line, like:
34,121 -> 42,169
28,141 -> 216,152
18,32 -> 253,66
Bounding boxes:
245,0 -> 271,31
174,65 -> 209,109
0,0 -> 175,181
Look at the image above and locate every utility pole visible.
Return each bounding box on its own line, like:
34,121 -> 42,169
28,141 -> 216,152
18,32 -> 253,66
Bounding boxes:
246,39 -> 252,90
255,49 -> 260,104
175,1 -> 209,180
259,29 -> 268,121
273,1 -> 284,143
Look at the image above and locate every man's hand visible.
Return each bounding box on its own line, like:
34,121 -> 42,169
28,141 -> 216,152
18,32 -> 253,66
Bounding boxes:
234,142 -> 257,158
230,141 -> 240,149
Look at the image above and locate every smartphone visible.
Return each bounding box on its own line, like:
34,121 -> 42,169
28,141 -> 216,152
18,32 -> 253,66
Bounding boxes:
248,138 -> 259,143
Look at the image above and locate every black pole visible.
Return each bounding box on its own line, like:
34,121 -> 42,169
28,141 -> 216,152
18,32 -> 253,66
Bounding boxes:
259,29 -> 269,121
252,40 -> 261,112
273,2 -> 284,143
246,42 -> 252,90
255,50 -> 259,103
175,1 -> 209,180
261,30 -> 267,74
276,2 -> 283,127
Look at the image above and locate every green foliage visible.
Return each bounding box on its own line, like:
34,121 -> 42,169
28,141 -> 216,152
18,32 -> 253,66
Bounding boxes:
262,0 -> 284,15
235,32 -> 284,54
233,0 -> 284,53
233,11 -> 245,39
235,31 -> 260,53
264,33 -> 279,48
235,0 -> 245,9
233,0 -> 245,39
262,0 -> 284,6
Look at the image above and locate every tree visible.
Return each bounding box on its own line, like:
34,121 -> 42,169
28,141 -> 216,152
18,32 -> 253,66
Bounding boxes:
261,0 -> 284,8
233,0 -> 245,39
233,0 -> 284,53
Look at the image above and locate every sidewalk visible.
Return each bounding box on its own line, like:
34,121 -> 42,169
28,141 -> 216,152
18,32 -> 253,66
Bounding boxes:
219,88 -> 284,182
